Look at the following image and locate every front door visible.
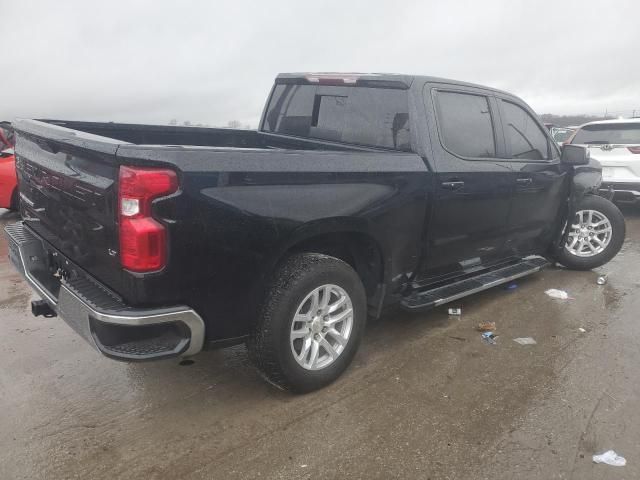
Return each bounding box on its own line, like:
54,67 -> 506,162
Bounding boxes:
419,86 -> 515,279
495,97 -> 568,257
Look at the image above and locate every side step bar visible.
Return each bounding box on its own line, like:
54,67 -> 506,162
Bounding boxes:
400,256 -> 550,311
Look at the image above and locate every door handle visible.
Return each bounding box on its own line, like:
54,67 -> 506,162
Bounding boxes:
441,181 -> 465,190
516,177 -> 533,185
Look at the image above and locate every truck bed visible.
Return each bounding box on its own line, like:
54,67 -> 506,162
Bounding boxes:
39,119 -> 376,152
13,118 -> 429,344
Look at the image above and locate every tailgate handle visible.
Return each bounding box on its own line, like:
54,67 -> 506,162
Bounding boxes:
34,138 -> 61,154
441,180 -> 465,190
516,177 -> 533,185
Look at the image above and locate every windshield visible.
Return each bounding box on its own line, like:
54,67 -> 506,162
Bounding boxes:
551,127 -> 574,143
572,123 -> 640,144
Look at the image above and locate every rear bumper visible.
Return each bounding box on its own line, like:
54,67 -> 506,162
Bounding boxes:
599,182 -> 640,203
4,221 -> 205,361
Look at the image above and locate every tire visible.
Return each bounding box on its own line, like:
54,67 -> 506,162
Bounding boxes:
9,189 -> 18,211
557,195 -> 625,270
247,253 -> 366,393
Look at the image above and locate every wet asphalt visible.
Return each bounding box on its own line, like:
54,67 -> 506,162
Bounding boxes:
0,207 -> 639,480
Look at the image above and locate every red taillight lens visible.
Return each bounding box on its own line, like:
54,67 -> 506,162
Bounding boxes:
627,146 -> 640,154
118,166 -> 178,272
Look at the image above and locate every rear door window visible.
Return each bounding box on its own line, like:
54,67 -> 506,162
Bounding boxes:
434,91 -> 496,158
263,84 -> 411,151
500,100 -> 550,160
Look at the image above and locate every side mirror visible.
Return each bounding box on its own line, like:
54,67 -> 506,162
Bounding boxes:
561,144 -> 589,166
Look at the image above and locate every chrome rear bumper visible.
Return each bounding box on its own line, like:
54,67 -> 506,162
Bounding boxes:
4,222 -> 205,360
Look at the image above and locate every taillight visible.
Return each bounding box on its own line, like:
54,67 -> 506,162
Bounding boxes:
628,146 -> 640,154
304,73 -> 361,85
118,166 -> 178,272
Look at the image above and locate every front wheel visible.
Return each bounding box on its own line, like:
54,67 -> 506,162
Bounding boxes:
247,253 -> 366,393
556,195 -> 625,270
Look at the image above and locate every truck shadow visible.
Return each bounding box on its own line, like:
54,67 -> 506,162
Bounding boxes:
619,203 -> 640,219
0,208 -> 20,222
122,268 -> 569,401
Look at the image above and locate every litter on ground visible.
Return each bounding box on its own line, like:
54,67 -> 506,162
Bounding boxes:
597,276 -> 607,285
592,450 -> 626,467
545,289 -> 570,300
513,337 -> 537,345
481,332 -> 497,345
448,308 -> 462,315
578,327 -> 586,333
504,283 -> 518,291
477,321 -> 496,332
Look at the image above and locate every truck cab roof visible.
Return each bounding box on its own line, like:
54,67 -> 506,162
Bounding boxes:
276,72 -> 514,97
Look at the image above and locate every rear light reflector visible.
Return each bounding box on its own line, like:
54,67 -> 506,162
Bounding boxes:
120,217 -> 167,272
627,146 -> 640,154
118,166 -> 178,272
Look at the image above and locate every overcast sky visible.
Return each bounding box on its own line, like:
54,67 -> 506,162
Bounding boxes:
3,0 -> 639,127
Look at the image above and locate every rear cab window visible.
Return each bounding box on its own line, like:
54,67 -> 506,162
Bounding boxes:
262,84 -> 411,151
433,90 -> 497,159
572,123 -> 640,144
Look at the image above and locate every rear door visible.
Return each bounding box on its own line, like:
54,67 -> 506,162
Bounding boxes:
495,97 -> 568,256
419,85 -> 514,278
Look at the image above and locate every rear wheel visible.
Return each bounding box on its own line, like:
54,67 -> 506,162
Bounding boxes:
557,195 -> 625,270
247,253 -> 366,393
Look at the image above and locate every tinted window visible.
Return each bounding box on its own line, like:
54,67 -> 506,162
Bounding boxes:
501,100 -> 549,160
263,84 -> 411,151
572,123 -> 640,144
435,91 -> 496,158
551,127 -> 575,143
264,84 -> 316,138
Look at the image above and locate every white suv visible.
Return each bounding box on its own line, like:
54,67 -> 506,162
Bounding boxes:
570,118 -> 640,203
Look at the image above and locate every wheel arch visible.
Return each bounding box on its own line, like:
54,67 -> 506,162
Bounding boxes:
268,219 -> 389,314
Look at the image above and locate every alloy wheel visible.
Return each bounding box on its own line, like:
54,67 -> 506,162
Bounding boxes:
565,209 -> 613,257
290,284 -> 354,370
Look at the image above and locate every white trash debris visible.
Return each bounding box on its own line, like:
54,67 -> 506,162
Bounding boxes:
513,337 -> 537,345
578,327 -> 586,333
597,276 -> 607,285
448,307 -> 462,315
545,289 -> 570,300
482,332 -> 497,345
593,450 -> 626,467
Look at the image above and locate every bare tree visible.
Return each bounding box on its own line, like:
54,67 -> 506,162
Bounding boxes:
227,120 -> 242,129
168,118 -> 178,126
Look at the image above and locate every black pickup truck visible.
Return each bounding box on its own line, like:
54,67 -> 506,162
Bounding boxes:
5,73 -> 625,392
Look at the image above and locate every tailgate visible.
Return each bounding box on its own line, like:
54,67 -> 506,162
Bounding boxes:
14,119 -> 124,288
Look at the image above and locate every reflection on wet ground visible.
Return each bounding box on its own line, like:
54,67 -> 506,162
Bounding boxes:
0,206 -> 639,479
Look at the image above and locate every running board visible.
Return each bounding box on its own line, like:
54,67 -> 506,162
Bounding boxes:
400,256 -> 550,311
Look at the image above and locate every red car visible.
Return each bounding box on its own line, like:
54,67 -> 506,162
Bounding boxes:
0,122 -> 17,211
